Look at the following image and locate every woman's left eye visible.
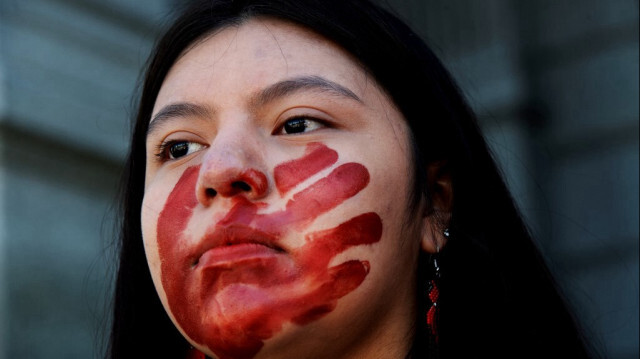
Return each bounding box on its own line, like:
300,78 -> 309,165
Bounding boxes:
156,140 -> 206,161
278,117 -> 324,135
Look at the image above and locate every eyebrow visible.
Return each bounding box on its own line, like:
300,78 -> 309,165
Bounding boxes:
148,102 -> 213,137
250,75 -> 362,108
147,75 -> 361,136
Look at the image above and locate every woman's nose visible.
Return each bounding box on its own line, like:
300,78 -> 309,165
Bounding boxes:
196,142 -> 269,206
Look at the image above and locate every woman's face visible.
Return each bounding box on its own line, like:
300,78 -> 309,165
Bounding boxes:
142,18 -> 423,359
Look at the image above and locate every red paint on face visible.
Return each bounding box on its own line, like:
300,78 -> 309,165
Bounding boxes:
156,143 -> 382,359
273,142 -> 338,194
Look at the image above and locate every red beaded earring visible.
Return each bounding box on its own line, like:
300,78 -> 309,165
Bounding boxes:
426,227 -> 448,355
426,249 -> 441,342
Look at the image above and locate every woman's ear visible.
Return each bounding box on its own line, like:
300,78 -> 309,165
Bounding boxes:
420,161 -> 453,254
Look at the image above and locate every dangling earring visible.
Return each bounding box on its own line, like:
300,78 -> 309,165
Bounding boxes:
426,249 -> 441,342
426,228 -> 447,352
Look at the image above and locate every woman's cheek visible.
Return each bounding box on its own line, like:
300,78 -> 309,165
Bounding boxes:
141,179 -> 181,297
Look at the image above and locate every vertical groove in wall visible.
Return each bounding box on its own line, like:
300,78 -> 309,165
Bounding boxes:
0,8 -> 8,355
0,128 -> 6,359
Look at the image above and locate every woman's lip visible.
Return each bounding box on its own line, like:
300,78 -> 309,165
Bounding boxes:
194,224 -> 283,268
197,243 -> 282,269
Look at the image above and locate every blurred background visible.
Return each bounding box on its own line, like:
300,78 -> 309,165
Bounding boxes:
0,0 -> 637,358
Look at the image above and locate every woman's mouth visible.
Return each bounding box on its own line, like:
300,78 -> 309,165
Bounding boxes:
197,242 -> 283,269
194,224 -> 285,269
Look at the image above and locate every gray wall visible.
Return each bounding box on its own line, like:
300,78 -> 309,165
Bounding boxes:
0,0 -> 172,357
0,0 -> 637,358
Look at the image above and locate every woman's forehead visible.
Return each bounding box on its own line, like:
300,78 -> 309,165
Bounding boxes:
154,18 -> 374,110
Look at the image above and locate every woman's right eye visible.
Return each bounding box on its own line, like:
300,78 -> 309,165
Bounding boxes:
157,141 -> 206,160
277,116 -> 324,135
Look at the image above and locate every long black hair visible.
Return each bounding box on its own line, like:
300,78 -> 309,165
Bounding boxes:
109,0 -> 597,358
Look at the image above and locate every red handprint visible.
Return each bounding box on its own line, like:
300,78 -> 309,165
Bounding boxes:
156,143 -> 382,359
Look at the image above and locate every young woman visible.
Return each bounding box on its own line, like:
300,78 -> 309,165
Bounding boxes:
109,0 -> 597,358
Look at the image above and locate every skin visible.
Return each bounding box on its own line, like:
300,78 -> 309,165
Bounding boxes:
142,18 -> 435,359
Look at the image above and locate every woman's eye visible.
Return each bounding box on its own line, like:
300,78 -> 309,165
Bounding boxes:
163,141 -> 205,160
280,117 -> 323,135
